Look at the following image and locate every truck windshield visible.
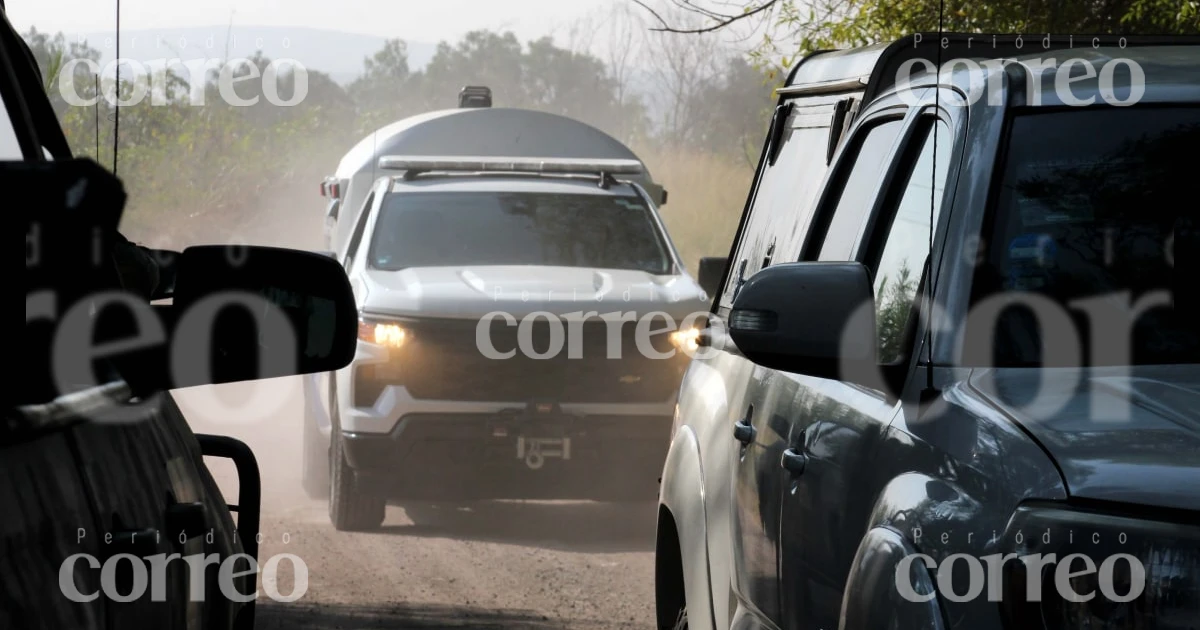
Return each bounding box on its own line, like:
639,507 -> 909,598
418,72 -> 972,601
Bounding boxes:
968,106 -> 1200,367
367,190 -> 672,274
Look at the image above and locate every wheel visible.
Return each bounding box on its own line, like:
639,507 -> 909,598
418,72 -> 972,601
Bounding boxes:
656,515 -> 688,630
300,376 -> 331,499
327,386 -> 385,532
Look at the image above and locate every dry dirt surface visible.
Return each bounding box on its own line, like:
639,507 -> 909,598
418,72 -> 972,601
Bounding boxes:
175,380 -> 657,629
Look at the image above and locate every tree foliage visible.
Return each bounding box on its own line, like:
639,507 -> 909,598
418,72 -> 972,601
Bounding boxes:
23,24 -> 774,252
639,0 -> 1199,69
875,261 -> 917,363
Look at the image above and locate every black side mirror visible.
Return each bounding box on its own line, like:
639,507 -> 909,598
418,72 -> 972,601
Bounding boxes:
697,256 -> 728,300
164,245 -> 359,388
728,262 -> 888,390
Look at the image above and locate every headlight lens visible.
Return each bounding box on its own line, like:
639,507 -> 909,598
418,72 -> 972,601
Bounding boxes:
358,318 -> 408,348
669,327 -> 701,352
1000,504 -> 1200,629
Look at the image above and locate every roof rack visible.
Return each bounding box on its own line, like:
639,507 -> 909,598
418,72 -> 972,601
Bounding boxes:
858,32 -> 1200,106
772,32 -> 1200,165
377,155 -> 644,177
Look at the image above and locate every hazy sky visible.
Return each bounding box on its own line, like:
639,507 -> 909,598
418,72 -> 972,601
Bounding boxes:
7,0 -> 615,43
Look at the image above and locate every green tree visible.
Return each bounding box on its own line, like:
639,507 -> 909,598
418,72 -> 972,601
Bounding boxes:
347,39 -> 420,130
685,55 -> 777,162
875,261 -> 917,363
413,30 -> 649,142
636,0 -> 1200,69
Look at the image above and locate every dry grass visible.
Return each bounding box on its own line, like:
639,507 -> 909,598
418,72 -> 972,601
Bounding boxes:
117,137 -> 755,271
635,146 -> 754,275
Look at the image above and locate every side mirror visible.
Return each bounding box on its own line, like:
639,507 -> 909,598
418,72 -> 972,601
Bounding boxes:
697,256 -> 728,300
728,262 -> 878,383
164,245 -> 359,388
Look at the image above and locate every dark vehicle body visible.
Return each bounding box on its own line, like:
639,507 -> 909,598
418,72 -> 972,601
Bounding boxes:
655,33 -> 1200,630
5,4 -> 357,628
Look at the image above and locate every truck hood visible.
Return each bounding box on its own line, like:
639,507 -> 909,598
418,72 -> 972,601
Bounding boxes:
970,366 -> 1200,512
359,265 -> 709,320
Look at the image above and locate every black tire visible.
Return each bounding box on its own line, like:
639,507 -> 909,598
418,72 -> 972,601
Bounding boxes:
656,514 -> 688,630
328,388 -> 385,532
300,377 -> 331,499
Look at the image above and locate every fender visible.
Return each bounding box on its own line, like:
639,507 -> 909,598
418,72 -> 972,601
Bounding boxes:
659,424 -> 717,630
839,473 -> 981,630
839,526 -> 945,630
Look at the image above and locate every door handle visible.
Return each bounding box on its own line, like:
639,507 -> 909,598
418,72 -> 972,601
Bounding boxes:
781,448 -> 808,475
733,420 -> 755,444
733,405 -> 755,444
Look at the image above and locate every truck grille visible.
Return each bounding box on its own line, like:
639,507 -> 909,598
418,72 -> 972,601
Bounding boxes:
354,317 -> 688,406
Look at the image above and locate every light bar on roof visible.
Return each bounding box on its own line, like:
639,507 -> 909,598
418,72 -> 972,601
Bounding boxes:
377,155 -> 644,175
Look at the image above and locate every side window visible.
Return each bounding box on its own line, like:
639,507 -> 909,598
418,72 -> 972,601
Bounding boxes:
814,118 -> 905,260
720,103 -> 837,307
869,119 -> 952,363
343,192 -> 375,269
1,91 -> 23,159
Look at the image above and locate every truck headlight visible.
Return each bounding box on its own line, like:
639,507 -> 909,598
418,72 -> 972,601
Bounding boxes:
358,318 -> 408,348
999,504 -> 1199,629
669,326 -> 701,352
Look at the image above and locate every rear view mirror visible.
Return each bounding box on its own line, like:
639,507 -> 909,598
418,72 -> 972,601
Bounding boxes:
166,245 -> 358,388
697,256 -> 728,300
728,262 -> 876,381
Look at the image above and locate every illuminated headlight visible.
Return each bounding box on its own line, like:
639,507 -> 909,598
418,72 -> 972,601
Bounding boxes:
358,318 -> 408,348
999,505 -> 1199,629
669,327 -> 701,352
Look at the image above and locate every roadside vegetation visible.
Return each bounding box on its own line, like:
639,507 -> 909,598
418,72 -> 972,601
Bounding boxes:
23,0 -> 1196,271
22,4 -> 775,272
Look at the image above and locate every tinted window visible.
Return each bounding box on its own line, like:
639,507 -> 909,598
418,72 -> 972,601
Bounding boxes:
872,120 -> 951,363
720,109 -> 835,307
368,191 -> 671,273
969,106 -> 1200,366
817,119 -> 905,260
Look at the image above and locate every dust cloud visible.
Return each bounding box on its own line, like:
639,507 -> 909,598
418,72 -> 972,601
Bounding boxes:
165,154 -> 659,629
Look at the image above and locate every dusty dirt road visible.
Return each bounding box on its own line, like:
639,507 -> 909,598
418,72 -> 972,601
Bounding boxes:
160,179 -> 658,628
174,377 -> 658,630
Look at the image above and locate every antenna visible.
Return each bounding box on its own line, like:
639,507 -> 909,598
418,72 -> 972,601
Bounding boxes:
94,74 -> 100,159
112,0 -> 120,175
923,0 -> 945,398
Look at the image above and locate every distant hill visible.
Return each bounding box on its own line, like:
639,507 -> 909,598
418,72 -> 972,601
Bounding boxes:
68,25 -> 438,85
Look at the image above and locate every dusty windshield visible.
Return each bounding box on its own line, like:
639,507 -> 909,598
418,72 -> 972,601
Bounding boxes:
369,191 -> 672,273
970,106 -> 1200,366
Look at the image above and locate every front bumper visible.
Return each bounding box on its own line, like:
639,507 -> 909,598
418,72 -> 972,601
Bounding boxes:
335,318 -> 688,501
342,410 -> 672,501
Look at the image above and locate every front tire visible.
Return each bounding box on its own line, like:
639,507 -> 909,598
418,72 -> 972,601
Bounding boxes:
328,388 -> 385,532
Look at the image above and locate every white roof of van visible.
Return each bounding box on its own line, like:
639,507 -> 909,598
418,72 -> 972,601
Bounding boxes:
335,107 -> 659,192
